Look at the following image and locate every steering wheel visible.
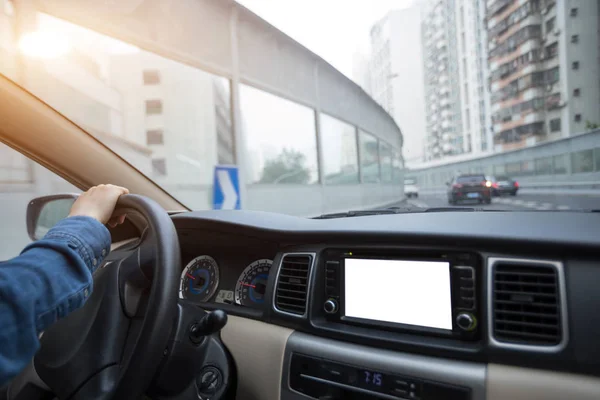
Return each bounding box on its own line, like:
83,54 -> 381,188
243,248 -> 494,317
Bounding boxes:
12,194 -> 181,399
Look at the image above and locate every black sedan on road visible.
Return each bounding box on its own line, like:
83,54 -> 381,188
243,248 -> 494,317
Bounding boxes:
447,174 -> 492,205
486,175 -> 519,196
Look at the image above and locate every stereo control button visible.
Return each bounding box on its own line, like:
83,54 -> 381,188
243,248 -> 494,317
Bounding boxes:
324,299 -> 339,314
456,313 -> 477,331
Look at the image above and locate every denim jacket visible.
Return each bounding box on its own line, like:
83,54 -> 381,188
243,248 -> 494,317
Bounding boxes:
0,216 -> 111,387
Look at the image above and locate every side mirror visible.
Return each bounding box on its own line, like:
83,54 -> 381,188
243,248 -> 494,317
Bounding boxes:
27,194 -> 78,241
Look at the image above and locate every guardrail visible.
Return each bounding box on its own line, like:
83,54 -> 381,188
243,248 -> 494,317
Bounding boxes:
523,181 -> 600,189
418,181 -> 600,193
407,130 -> 600,190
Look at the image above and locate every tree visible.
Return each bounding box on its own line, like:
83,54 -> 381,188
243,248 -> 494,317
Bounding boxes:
259,148 -> 311,184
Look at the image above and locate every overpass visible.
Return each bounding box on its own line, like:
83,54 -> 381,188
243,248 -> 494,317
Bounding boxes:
18,0 -> 405,217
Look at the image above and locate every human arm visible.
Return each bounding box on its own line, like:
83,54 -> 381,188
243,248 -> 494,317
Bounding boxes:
0,184 -> 128,386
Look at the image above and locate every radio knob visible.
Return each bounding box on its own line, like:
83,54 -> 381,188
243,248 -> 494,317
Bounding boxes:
456,313 -> 477,332
324,299 -> 338,314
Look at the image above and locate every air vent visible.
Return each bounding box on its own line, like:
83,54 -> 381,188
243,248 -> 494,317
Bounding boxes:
274,254 -> 313,316
490,259 -> 565,348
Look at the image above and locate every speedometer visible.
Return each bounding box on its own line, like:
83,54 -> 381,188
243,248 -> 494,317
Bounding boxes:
179,255 -> 220,302
235,259 -> 273,306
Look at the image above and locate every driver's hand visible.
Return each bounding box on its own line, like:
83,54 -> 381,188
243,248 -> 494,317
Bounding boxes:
68,184 -> 129,227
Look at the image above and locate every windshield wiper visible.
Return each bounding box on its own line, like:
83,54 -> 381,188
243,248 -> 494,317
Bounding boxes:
314,206 -> 504,219
313,209 -> 408,219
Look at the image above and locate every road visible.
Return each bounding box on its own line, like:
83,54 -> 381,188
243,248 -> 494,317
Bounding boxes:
404,190 -> 600,211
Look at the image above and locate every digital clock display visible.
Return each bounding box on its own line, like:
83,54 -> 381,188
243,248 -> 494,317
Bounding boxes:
361,370 -> 383,387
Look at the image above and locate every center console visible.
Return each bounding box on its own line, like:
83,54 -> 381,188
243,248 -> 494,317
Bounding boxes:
281,331 -> 486,400
278,247 -> 485,400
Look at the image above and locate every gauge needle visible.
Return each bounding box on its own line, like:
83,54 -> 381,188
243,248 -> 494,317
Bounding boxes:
186,273 -> 195,280
240,282 -> 256,288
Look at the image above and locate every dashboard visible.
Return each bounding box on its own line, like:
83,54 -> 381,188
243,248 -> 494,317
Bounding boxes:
177,228 -> 278,310
169,209 -> 600,400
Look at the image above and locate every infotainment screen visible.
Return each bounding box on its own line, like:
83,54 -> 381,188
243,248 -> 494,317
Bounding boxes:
344,259 -> 453,330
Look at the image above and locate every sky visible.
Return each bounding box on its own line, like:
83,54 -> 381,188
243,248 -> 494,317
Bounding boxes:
235,0 -> 413,79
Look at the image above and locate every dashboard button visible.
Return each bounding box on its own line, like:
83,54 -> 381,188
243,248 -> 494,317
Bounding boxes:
456,313 -> 477,331
324,299 -> 339,314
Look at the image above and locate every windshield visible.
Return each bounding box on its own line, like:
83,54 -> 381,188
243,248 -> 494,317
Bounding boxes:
1,0 -> 599,215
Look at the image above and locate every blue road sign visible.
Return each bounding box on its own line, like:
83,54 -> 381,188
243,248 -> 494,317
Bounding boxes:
213,165 -> 240,210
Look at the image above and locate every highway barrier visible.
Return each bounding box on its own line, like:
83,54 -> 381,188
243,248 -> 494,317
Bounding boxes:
407,129 -> 600,191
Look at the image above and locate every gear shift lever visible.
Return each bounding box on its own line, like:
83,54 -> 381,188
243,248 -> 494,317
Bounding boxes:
189,310 -> 228,344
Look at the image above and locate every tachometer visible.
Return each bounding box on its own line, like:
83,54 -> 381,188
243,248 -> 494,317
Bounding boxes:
235,259 -> 273,306
179,255 -> 220,302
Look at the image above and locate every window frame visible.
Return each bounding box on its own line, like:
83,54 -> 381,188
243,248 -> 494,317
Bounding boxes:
358,130 -> 381,184
319,112 -> 360,185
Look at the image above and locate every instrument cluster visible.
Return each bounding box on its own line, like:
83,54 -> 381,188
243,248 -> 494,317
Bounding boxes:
179,254 -> 274,308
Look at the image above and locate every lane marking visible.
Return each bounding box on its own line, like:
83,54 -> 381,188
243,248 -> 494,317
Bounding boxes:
417,195 -> 579,212
408,199 -> 429,208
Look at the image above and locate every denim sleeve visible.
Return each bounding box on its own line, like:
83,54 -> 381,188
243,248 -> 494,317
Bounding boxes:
0,216 -> 111,387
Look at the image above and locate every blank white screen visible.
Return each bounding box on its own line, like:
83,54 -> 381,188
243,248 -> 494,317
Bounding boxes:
344,259 -> 452,330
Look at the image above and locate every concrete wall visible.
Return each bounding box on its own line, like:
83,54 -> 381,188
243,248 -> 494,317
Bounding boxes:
247,184 -> 402,217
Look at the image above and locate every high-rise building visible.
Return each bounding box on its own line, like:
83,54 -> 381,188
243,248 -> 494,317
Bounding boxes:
422,0 -> 463,160
421,0 -> 492,161
368,5 -> 427,166
351,51 -> 372,96
456,0 -> 493,155
487,0 -> 600,151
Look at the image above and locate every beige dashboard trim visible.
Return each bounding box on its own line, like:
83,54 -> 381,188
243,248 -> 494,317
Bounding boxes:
487,364 -> 600,400
221,315 -> 293,400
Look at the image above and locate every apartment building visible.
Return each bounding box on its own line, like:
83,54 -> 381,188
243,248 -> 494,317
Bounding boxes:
422,0 -> 463,160
368,6 -> 427,166
456,0 -> 493,155
487,0 -> 600,151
